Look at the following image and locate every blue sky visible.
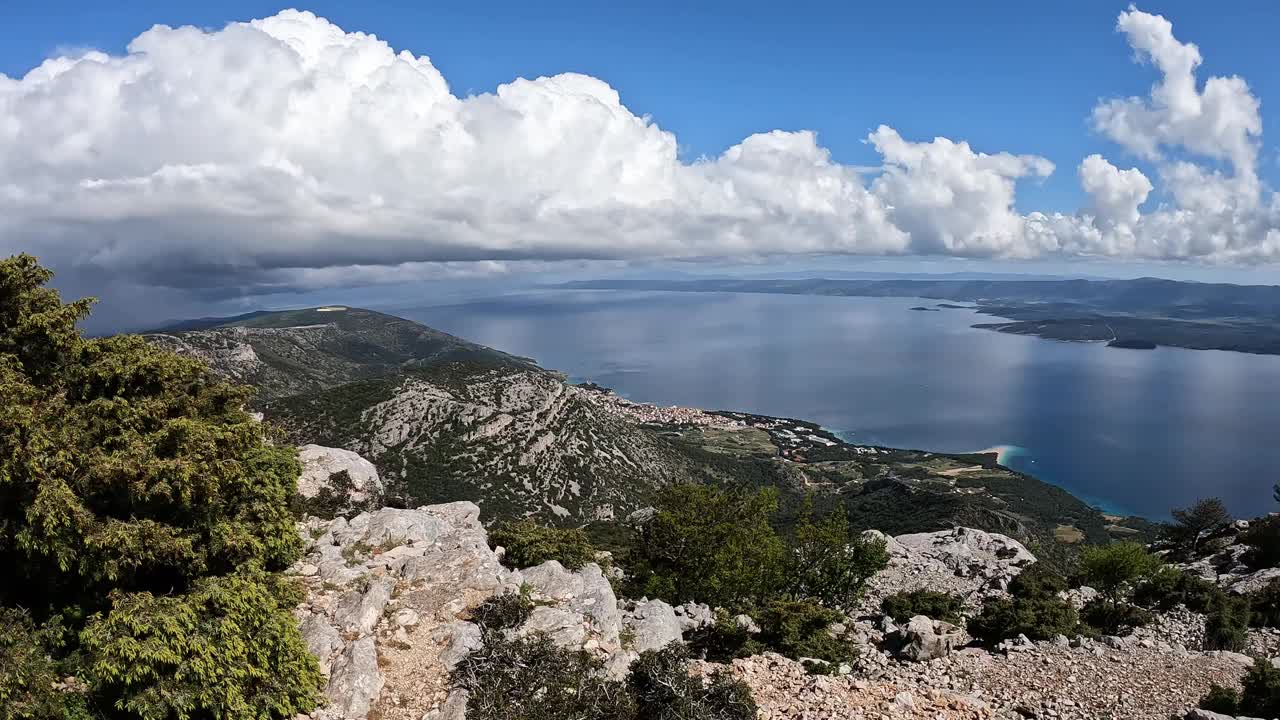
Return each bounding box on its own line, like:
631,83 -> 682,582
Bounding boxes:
4,0 -> 1280,325
6,0 -> 1278,215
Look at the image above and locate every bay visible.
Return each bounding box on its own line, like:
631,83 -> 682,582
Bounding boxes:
396,289 -> 1280,520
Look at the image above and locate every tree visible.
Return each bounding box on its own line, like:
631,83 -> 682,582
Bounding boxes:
785,502 -> 887,611
1164,498 -> 1231,558
1079,542 -> 1162,635
629,484 -> 786,609
0,254 -> 320,718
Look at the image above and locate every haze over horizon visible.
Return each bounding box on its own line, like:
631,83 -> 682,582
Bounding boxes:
4,2 -> 1280,328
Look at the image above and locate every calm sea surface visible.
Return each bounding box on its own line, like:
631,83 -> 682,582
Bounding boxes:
396,290 -> 1280,520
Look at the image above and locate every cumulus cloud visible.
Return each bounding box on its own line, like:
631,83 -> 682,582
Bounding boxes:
0,5 -> 1278,303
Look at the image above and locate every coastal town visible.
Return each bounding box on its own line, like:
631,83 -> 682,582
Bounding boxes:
577,382 -> 889,462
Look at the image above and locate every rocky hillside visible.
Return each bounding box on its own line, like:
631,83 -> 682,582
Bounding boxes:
290,492 -> 1256,720
147,306 -> 538,399
149,307 -> 704,521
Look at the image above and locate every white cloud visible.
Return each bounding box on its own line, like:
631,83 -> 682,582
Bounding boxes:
0,5 -> 1278,303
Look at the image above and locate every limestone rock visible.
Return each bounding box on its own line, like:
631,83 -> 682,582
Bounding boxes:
297,444 -> 383,503
622,599 -> 683,653
891,615 -> 968,661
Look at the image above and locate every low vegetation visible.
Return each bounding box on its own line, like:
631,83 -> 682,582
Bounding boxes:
453,633 -> 756,720
968,564 -> 1079,644
490,519 -> 597,570
1200,660 -> 1280,717
881,590 -> 965,625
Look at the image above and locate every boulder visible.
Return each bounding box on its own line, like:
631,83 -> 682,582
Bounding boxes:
622,599 -> 683,653
673,602 -> 715,632
891,615 -> 968,661
297,444 -> 383,503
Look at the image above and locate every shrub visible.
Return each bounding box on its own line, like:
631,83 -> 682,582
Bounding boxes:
80,569 -> 321,719
754,600 -> 856,665
1203,595 -> 1251,652
1079,599 -> 1153,636
452,635 -> 757,720
0,255 -> 319,718
471,590 -> 534,633
1007,563 -> 1067,600
881,590 -> 965,624
687,610 -> 762,663
1248,578 -> 1280,628
628,644 -> 756,720
786,506 -> 887,611
1078,543 -> 1161,635
1132,568 -> 1223,613
1200,684 -> 1241,714
1163,498 -> 1232,559
453,632 -> 636,720
629,485 -> 786,608
490,520 -> 596,570
968,596 -> 1079,644
1239,659 -> 1280,717
1242,517 -> 1280,571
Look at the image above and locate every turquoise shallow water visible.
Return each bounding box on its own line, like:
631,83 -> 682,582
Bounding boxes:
397,289 -> 1280,520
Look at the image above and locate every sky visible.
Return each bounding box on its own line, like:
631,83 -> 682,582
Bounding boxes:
3,1 -> 1280,327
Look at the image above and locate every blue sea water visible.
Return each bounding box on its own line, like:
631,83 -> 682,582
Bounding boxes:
396,290 -> 1280,520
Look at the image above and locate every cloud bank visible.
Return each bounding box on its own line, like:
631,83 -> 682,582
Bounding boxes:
1,5 -> 1278,298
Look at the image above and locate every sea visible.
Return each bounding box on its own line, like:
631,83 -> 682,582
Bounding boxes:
396,289 -> 1280,520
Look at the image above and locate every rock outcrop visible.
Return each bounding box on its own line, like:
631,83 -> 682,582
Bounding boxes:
297,444 -> 383,504
293,502 -> 683,719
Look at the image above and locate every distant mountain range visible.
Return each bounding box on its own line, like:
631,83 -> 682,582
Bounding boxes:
563,277 -> 1280,355
145,305 -> 1154,564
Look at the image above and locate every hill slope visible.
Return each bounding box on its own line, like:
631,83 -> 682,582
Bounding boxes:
148,307 -> 693,520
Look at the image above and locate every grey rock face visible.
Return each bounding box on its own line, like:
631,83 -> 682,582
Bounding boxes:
622,599 -> 683,653
325,636 -> 383,719
891,527 -> 1036,579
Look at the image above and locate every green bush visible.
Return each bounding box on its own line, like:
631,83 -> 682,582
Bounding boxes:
1007,563 -> 1067,600
471,590 -> 534,634
0,255 -> 319,719
1203,595 -> 1251,652
786,506 -> 887,612
1078,543 -> 1161,635
754,600 -> 856,665
880,590 -> 965,624
1239,659 -> 1280,717
628,644 -> 757,720
1200,684 -> 1241,714
1132,568 -> 1223,613
629,485 -> 786,608
686,610 -> 762,663
80,569 -> 321,720
490,520 -> 596,570
1248,578 -> 1280,628
1079,599 -> 1153,636
967,596 -> 1079,644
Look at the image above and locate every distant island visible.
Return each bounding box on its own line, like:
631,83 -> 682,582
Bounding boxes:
909,306 -> 939,312
562,277 -> 1280,356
